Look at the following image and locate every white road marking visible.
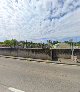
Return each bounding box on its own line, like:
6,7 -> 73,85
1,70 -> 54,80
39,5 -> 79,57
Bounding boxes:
51,63 -> 55,64
8,87 -> 25,92
59,64 -> 64,66
71,65 -> 77,67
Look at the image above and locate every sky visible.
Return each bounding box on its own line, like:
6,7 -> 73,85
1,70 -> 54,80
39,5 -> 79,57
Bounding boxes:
0,0 -> 80,42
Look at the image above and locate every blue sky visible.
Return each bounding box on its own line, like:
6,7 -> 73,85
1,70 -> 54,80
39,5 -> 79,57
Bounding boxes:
0,0 -> 80,42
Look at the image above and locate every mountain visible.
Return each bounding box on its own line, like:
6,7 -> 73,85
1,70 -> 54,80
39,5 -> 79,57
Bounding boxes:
0,0 -> 80,42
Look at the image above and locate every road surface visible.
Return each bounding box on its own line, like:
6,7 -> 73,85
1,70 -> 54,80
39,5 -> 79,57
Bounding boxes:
0,56 -> 80,92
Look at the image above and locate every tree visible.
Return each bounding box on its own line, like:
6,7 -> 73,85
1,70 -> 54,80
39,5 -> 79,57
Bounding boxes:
4,39 -> 18,47
11,39 -> 18,47
18,41 -> 25,48
4,40 -> 12,47
52,41 -> 59,45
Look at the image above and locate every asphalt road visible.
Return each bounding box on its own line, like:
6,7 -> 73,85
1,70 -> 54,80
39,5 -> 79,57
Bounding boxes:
0,57 -> 80,92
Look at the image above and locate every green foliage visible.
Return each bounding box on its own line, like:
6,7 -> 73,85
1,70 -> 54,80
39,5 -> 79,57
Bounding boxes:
1,39 -> 80,48
4,40 -> 12,47
18,41 -> 25,48
4,39 -> 18,47
0,42 -> 3,44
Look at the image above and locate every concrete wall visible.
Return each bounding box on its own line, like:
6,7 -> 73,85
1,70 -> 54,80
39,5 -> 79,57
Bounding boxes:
0,48 -> 52,60
51,49 -> 80,60
0,48 -> 80,60
52,49 -> 71,60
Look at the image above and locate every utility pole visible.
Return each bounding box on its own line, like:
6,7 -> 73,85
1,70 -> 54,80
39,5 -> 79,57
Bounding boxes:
70,39 -> 74,61
26,40 -> 27,48
72,42 -> 74,61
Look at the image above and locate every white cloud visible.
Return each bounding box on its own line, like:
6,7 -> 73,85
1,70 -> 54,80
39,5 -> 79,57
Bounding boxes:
0,0 -> 80,42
